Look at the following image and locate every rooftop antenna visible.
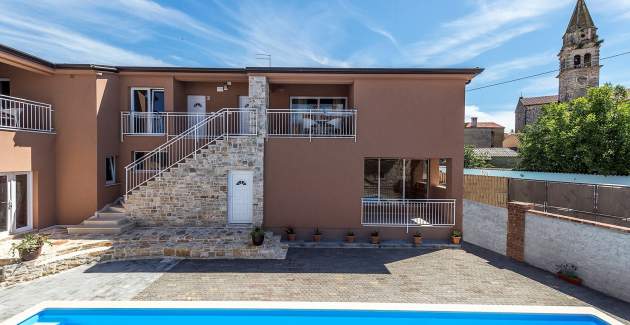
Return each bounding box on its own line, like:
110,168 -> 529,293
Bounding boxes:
256,53 -> 271,67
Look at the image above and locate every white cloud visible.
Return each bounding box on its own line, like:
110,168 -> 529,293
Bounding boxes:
466,105 -> 516,132
590,0 -> 630,20
472,51 -> 557,84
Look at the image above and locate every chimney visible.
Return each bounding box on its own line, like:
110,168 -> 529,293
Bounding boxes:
471,117 -> 478,127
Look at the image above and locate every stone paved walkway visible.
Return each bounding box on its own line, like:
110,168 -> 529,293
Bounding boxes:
1,245 -> 628,323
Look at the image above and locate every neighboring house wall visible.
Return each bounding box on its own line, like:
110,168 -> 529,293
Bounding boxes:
515,102 -> 543,133
464,127 -> 503,147
264,77 -> 465,240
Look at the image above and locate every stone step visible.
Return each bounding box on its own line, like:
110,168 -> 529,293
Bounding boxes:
66,221 -> 134,235
83,215 -> 129,226
105,204 -> 126,213
95,210 -> 127,218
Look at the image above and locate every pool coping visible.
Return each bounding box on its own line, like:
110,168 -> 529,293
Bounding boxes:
2,301 -> 623,325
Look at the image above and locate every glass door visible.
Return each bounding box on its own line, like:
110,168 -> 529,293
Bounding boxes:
0,173 -> 31,236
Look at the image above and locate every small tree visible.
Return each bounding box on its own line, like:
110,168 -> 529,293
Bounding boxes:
519,85 -> 630,175
464,145 -> 491,168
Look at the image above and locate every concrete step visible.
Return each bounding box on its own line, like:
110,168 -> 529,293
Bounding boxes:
106,204 -> 126,213
83,215 -> 129,226
67,220 -> 134,235
95,210 -> 126,218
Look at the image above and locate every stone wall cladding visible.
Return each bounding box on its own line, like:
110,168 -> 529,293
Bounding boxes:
524,211 -> 630,303
463,199 -> 507,255
125,137 -> 264,227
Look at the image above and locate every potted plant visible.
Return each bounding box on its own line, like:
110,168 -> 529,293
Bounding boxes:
312,228 -> 322,242
250,227 -> 265,246
413,230 -> 423,246
556,264 -> 582,285
451,229 -> 462,244
370,230 -> 380,244
286,227 -> 296,241
345,230 -> 355,243
10,233 -> 52,262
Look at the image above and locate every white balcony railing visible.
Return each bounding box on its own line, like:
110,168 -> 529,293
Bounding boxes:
121,112 -> 216,139
124,108 -> 256,195
0,95 -> 53,133
266,109 -> 357,140
361,198 -> 456,230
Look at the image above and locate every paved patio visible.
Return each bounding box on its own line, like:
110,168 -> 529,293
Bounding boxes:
1,245 -> 628,323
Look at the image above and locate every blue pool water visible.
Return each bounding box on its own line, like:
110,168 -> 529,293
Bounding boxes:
18,308 -> 610,325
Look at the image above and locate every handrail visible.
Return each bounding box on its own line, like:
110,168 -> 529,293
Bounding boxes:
124,108 -> 256,197
120,111 -> 215,139
361,198 -> 456,231
0,94 -> 54,133
266,108 -> 357,141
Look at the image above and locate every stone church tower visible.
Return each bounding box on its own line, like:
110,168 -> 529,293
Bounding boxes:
515,0 -> 601,132
558,0 -> 600,102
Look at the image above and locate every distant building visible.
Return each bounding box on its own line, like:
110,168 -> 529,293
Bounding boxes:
515,0 -> 600,132
502,133 -> 520,151
472,147 -> 520,169
464,117 -> 504,148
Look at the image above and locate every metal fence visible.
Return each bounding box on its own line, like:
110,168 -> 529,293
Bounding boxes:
508,179 -> 630,227
266,109 -> 357,140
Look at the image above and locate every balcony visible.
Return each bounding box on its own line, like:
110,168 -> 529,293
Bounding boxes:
0,95 -> 54,133
361,198 -> 456,230
266,109 -> 357,140
120,109 -> 256,140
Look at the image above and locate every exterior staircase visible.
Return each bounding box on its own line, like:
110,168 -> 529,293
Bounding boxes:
66,199 -> 134,234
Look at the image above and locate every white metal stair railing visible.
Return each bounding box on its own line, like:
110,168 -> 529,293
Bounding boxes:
124,108 -> 257,197
0,94 -> 54,133
361,198 -> 456,231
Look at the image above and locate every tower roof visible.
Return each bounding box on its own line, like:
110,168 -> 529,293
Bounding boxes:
566,0 -> 595,33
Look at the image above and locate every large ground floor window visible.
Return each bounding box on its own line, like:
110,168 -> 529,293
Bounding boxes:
364,158 -> 449,200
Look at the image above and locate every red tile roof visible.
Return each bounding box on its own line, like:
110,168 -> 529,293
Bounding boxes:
519,95 -> 558,106
465,122 -> 505,128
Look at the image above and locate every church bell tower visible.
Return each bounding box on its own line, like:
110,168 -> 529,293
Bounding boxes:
558,0 -> 600,102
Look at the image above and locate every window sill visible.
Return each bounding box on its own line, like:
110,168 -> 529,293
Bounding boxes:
105,182 -> 120,188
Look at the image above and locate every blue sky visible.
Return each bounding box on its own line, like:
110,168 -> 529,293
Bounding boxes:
0,0 -> 629,130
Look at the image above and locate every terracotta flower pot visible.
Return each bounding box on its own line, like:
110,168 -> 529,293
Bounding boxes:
371,236 -> 380,244
251,233 -> 265,246
345,235 -> 355,243
19,246 -> 43,262
557,273 -> 582,285
413,236 -> 423,246
451,236 -> 462,244
287,233 -> 296,241
312,234 -> 321,242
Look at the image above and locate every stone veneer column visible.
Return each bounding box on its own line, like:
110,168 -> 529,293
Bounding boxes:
506,202 -> 534,262
248,76 -> 268,226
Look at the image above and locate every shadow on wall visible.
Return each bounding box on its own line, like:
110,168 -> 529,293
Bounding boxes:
84,248 -> 439,275
463,243 -> 630,322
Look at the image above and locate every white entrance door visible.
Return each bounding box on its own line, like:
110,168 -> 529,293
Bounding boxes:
228,170 -> 254,224
238,96 -> 251,134
0,173 -> 32,236
187,95 -> 206,137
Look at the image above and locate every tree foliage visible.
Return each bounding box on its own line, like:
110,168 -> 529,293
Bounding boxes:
519,85 -> 630,175
464,145 -> 491,168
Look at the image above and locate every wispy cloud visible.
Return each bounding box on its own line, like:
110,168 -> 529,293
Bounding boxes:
406,0 -> 571,65
521,75 -> 558,96
472,51 -> 557,84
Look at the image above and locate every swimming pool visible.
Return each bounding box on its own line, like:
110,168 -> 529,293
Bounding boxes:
6,302 -> 622,325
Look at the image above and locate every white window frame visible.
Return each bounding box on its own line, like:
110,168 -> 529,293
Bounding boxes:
130,87 -> 165,113
0,172 -> 33,237
289,96 -> 348,110
105,155 -> 117,186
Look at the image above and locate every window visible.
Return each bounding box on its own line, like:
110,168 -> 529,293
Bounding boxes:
290,97 -> 347,111
132,151 -> 168,171
573,55 -> 581,68
0,79 -> 9,96
363,158 -> 428,200
105,155 -> 116,185
584,53 -> 592,67
130,88 -> 164,113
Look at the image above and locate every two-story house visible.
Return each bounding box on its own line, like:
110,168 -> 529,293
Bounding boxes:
0,44 -> 482,242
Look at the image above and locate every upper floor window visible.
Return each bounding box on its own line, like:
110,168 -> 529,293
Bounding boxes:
290,97 -> 347,111
573,55 -> 581,68
131,88 -> 164,113
584,53 -> 592,67
0,78 -> 9,96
